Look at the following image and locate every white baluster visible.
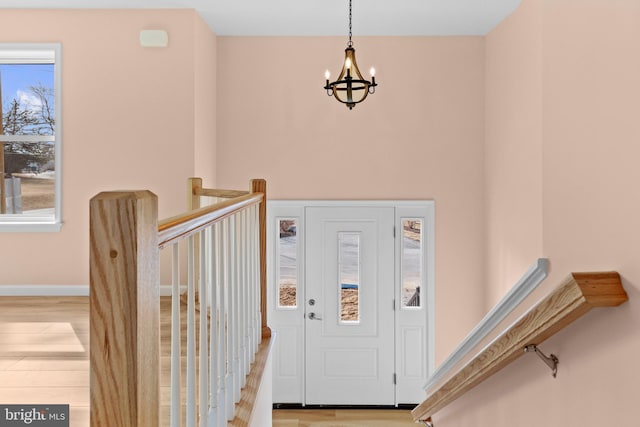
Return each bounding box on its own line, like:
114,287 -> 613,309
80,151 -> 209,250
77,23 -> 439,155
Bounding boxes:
208,224 -> 218,427
187,236 -> 196,427
217,220 -> 227,426
225,217 -> 235,420
248,205 -> 256,359
247,208 -> 254,362
199,231 -> 208,427
171,244 -> 181,427
249,205 -> 256,353
236,211 -> 247,387
246,209 -> 253,367
234,213 -> 242,404
253,205 -> 259,353
253,204 -> 262,346
242,209 -> 251,373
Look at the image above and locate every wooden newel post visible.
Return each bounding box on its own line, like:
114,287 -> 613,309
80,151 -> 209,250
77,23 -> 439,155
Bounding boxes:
90,191 -> 160,427
250,178 -> 271,339
188,177 -> 203,210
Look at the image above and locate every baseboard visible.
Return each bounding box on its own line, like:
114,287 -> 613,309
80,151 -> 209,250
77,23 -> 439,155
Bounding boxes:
0,285 -> 89,296
273,404 -> 416,410
0,284 -> 183,296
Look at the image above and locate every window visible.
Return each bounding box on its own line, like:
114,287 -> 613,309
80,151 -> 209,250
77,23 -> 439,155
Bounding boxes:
401,219 -> 423,308
277,218 -> 298,308
0,44 -> 61,231
339,232 -> 360,323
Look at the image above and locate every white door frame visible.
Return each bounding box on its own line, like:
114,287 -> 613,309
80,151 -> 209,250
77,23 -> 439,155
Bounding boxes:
267,200 -> 435,405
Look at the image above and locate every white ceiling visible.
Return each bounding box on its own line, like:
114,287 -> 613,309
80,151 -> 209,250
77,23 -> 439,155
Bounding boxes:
0,0 -> 522,36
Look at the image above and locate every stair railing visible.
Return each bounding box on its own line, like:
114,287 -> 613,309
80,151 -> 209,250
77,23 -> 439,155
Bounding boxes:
89,178 -> 269,427
412,271 -> 628,425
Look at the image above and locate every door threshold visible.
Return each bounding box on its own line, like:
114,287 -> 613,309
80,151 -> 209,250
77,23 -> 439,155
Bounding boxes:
273,404 -> 416,410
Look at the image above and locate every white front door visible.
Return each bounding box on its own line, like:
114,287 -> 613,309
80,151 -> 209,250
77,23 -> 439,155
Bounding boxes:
305,207 -> 395,405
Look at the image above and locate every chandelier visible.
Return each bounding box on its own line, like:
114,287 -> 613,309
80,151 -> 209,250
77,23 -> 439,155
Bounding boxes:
323,0 -> 377,110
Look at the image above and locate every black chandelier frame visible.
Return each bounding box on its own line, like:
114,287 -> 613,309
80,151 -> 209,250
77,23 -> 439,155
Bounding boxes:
323,0 -> 377,110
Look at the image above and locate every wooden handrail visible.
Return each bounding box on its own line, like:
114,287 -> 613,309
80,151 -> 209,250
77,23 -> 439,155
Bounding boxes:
158,192 -> 263,248
196,188 -> 251,199
188,176 -> 251,199
412,272 -> 628,423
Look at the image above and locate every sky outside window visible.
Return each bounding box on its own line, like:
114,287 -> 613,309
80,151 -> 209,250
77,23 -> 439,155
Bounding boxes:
1,63 -> 55,135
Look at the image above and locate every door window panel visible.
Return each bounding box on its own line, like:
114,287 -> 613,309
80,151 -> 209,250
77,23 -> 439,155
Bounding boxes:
401,219 -> 422,308
339,232 -> 360,323
278,218 -> 297,308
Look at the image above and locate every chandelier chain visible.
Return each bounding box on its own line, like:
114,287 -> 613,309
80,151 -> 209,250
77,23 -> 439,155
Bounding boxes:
348,0 -> 353,47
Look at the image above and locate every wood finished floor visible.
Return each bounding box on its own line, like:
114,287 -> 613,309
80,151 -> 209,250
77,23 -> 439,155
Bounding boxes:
0,296 -> 417,427
272,409 -> 416,426
0,297 -> 89,426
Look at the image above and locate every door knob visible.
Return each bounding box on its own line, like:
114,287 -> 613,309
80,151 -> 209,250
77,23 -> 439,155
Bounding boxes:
308,312 -> 322,320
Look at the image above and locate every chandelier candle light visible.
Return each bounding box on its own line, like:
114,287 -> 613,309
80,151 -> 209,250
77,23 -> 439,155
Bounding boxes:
324,0 -> 377,110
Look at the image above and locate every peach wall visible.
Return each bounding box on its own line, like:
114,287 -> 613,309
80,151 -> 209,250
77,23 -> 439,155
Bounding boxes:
436,0 -> 640,425
194,14 -> 217,185
484,0 -> 544,309
0,10 -> 215,285
539,1 -> 640,422
215,36 -> 487,363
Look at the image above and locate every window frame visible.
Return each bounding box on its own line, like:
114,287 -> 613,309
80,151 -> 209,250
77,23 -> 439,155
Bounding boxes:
0,43 -> 62,232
